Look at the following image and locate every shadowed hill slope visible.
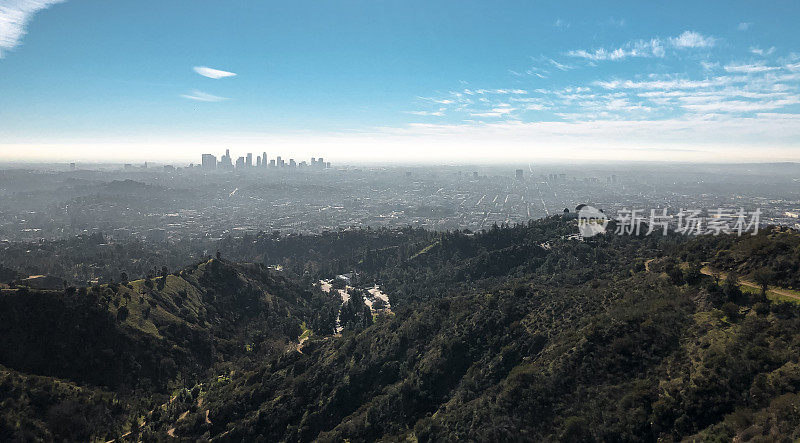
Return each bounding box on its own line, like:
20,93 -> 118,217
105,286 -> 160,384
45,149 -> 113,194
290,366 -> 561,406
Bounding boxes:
0,259 -> 339,441
155,225 -> 800,442
2,220 -> 800,441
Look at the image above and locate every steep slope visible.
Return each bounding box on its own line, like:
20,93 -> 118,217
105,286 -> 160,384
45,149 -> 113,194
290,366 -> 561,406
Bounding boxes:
0,258 -> 338,440
3,219 -> 800,441
155,225 -> 800,442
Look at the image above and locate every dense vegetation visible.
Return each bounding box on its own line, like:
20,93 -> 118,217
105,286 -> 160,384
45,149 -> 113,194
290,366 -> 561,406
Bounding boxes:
0,258 -> 337,440
2,217 -> 800,441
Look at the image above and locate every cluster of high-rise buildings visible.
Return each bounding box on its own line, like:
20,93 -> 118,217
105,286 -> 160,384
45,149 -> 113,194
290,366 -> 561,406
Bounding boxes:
201,150 -> 330,171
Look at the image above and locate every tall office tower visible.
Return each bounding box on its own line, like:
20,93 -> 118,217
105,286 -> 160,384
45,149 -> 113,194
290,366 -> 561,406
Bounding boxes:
317,157 -> 324,169
246,153 -> 253,167
235,157 -> 245,168
219,149 -> 233,168
326,162 -> 331,169
202,154 -> 217,169
256,156 -> 261,167
515,169 -> 524,180
269,159 -> 276,167
276,156 -> 283,166
289,159 -> 296,167
262,152 -> 267,167
311,157 -> 316,167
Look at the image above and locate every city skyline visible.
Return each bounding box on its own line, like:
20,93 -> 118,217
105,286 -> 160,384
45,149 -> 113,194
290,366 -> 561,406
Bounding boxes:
199,149 -> 329,170
1,1 -> 800,163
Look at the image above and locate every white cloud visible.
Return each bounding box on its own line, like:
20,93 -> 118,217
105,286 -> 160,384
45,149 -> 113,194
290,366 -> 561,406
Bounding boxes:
193,66 -> 237,79
553,18 -> 569,28
594,76 -> 736,91
669,31 -> 715,48
519,65 -> 548,78
568,38 -> 664,61
181,90 -> 229,102
471,105 -> 515,117
750,46 -> 776,56
568,31 -> 715,62
463,88 -> 527,95
548,59 -> 573,71
738,22 -> 752,31
604,17 -> 625,27
0,0 -> 65,58
680,97 -> 800,113
724,62 -> 780,73
405,109 -> 445,116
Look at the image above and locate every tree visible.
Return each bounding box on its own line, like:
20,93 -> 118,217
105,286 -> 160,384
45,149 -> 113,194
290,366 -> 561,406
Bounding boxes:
721,302 -> 740,321
667,266 -> 685,285
685,262 -> 703,285
723,272 -> 742,301
752,269 -> 774,298
116,306 -> 129,322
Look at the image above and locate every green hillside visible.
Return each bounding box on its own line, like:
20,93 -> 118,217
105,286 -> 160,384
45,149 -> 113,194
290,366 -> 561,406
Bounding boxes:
149,225 -> 800,441
0,258 -> 338,441
2,219 -> 800,441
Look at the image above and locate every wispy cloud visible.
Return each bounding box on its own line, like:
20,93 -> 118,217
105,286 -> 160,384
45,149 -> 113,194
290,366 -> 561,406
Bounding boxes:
548,58 -> 573,71
567,31 -> 714,62
406,26 -> 800,142
462,88 -> 527,95
181,90 -> 229,102
553,18 -> 569,28
471,105 -> 515,118
568,38 -> 664,61
603,17 -> 625,27
724,62 -> 780,73
193,66 -> 237,79
594,77 -> 735,90
669,31 -> 715,48
0,0 -> 65,58
737,22 -> 752,31
750,46 -> 776,56
405,109 -> 445,116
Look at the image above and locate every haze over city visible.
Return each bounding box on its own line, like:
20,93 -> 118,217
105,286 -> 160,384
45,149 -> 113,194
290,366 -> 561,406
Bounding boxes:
2,1 -> 800,163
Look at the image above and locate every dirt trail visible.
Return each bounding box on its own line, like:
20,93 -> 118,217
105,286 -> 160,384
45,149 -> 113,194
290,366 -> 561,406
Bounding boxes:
700,267 -> 800,302
296,335 -> 309,353
645,258 -> 800,302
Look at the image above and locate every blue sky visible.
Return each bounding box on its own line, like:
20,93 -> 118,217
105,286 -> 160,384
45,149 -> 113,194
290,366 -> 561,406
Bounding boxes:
1,0 -> 800,163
